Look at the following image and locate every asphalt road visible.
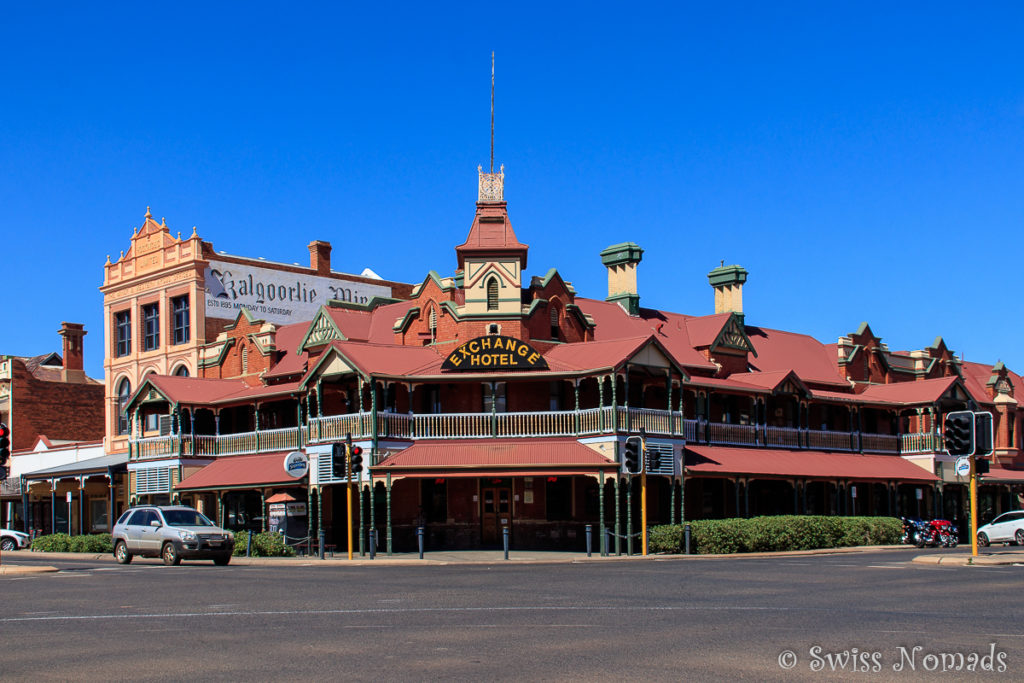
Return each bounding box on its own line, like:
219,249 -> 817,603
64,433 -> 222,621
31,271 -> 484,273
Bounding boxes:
1,548 -> 1021,681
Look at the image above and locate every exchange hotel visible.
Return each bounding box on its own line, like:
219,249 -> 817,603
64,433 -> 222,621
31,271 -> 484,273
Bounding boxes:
93,169 -> 1022,553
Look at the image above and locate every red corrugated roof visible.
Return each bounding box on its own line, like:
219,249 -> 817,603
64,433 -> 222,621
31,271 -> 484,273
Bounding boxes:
144,376 -> 250,404
685,313 -> 733,348
746,326 -> 850,388
331,340 -> 446,376
575,298 -> 717,370
686,445 -> 939,482
958,360 -> 1024,406
856,376 -> 959,404
544,336 -> 658,373
366,300 -> 420,343
175,452 -> 300,490
981,465 -> 1024,483
325,307 -> 373,341
263,321 -> 315,379
375,439 -> 614,472
142,375 -> 304,406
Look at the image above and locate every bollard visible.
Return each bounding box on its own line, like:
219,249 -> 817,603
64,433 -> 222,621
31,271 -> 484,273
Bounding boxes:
369,528 -> 376,560
246,530 -> 253,558
684,523 -> 691,555
417,526 -> 424,560
319,529 -> 325,560
604,528 -> 611,557
503,526 -> 509,560
586,524 -> 592,557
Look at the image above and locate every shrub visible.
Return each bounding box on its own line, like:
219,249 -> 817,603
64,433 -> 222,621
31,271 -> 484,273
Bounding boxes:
648,516 -> 904,554
31,533 -> 113,553
232,530 -> 296,557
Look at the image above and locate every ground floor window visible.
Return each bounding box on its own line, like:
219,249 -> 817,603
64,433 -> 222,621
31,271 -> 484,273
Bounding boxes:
545,477 -> 572,521
90,498 -> 109,531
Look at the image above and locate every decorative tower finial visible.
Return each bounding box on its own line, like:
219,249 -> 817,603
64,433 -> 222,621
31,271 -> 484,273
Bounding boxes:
478,53 -> 504,203
145,206 -> 152,219
490,51 -> 495,174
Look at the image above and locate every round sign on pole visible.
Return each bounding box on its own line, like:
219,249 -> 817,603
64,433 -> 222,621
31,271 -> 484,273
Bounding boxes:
955,456 -> 971,477
283,451 -> 310,479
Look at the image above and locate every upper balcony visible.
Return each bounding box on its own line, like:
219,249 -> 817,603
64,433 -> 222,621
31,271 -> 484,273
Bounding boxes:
129,405 -> 939,463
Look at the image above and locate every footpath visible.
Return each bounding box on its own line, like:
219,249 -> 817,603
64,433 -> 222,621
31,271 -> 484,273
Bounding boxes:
2,544 -> 1022,573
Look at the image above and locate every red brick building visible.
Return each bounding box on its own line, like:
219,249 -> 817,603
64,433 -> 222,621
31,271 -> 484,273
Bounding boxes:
1,323 -> 112,531
119,168 -> 1023,553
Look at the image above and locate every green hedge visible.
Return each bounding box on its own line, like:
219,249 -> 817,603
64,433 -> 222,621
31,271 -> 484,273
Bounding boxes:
648,516 -> 902,554
31,533 -> 114,553
231,531 -> 296,557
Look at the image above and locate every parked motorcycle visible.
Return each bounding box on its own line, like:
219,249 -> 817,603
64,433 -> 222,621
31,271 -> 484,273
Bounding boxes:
901,517 -> 926,545
916,519 -> 958,548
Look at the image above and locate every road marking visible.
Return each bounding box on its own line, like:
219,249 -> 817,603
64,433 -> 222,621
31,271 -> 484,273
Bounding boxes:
0,604 -> 799,624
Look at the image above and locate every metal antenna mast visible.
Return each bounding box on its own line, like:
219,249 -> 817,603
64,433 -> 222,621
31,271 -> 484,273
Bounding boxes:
490,51 -> 495,174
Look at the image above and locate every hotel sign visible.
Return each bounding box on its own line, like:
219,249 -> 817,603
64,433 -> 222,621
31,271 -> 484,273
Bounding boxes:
442,335 -> 548,372
204,260 -> 392,326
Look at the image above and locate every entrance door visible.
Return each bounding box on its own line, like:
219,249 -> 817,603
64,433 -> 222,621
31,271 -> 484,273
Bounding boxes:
480,487 -> 512,546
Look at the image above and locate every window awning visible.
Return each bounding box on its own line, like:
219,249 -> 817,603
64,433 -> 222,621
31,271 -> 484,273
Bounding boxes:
685,445 -> 939,482
175,452 -> 303,491
373,439 -> 615,479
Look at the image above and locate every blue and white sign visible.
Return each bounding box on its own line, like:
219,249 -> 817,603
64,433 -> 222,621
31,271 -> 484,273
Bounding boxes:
283,451 -> 310,479
955,456 -> 971,477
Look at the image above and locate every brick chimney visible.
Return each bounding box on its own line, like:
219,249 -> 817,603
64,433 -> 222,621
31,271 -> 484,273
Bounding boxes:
58,322 -> 87,383
309,240 -> 332,275
600,242 -> 644,316
708,263 -> 748,319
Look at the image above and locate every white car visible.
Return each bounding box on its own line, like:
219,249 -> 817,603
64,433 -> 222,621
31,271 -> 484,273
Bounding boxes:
977,511 -> 1024,547
1,528 -> 30,551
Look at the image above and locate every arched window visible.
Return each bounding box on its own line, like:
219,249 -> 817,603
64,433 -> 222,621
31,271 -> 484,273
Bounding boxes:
241,346 -> 248,374
117,378 -> 132,435
550,304 -> 560,340
174,365 -> 190,377
486,278 -> 499,311
429,307 -> 437,343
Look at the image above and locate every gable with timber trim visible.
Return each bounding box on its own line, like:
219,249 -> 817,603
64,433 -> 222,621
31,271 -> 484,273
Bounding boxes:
297,308 -> 347,353
709,314 -> 757,357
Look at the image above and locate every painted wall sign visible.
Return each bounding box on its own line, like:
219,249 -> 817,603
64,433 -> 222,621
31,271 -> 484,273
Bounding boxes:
283,451 -> 310,479
204,261 -> 392,325
441,335 -> 549,372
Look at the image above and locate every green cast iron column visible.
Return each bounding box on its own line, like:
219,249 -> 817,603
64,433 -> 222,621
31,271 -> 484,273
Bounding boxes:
598,470 -> 606,556
359,480 -> 366,556
626,476 -> 633,556
614,472 -> 621,556
386,472 -> 393,556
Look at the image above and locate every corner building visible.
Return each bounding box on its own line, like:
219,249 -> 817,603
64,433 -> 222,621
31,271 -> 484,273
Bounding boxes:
119,169 -> 1024,553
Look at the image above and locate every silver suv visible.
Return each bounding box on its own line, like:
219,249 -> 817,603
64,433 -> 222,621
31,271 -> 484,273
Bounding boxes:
112,505 -> 235,566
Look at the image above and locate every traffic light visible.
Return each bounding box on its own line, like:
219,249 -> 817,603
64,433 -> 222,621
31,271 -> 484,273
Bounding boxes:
0,423 -> 10,481
331,442 -> 345,478
943,410 -> 974,457
974,412 -> 993,458
623,436 -> 643,474
648,447 -> 662,471
350,444 -> 364,474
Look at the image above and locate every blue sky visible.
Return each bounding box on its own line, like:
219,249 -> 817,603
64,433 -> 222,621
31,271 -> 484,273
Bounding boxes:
2,3 -> 1022,380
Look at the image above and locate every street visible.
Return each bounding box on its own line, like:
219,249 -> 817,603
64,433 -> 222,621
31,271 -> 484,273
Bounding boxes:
1,548 -> 1021,681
